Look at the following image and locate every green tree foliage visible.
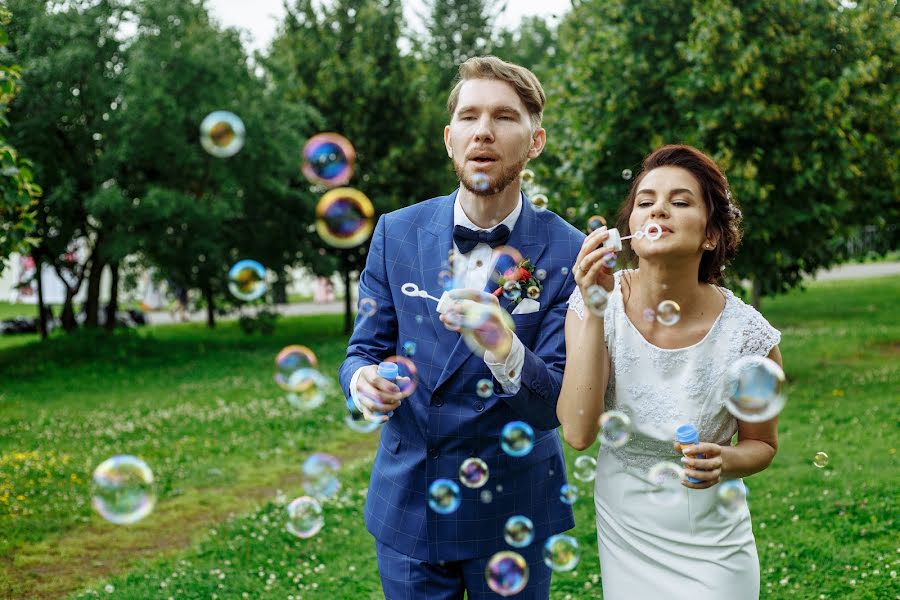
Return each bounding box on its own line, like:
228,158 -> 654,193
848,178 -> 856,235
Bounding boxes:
546,0 -> 899,301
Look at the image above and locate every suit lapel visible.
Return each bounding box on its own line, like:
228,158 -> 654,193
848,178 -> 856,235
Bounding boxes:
418,192 -> 460,369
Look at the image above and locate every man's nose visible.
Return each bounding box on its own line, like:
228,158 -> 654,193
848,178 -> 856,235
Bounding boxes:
473,116 -> 494,143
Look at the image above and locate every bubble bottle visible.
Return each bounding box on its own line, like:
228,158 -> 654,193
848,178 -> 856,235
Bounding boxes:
675,423 -> 705,484
372,361 -> 399,418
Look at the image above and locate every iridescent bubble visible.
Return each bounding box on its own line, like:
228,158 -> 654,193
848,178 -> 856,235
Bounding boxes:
284,368 -> 329,411
476,378 -> 494,398
471,172 -> 491,192
647,462 -> 685,507
535,268 -> 547,281
480,490 -> 493,504
715,480 -> 748,517
501,280 -> 521,302
485,551 -> 529,597
622,169 -> 633,180
542,534 -> 580,572
501,421 -> 535,457
402,340 -> 417,357
275,346 -> 318,390
587,215 -> 607,232
519,169 -> 535,184
724,356 -> 786,422
428,479 -> 461,514
459,457 -> 490,489
560,483 -> 578,505
228,259 -> 267,301
586,285 -> 608,317
642,308 -> 656,323
302,453 -> 341,499
526,285 -> 541,300
301,132 -> 356,188
813,452 -> 829,468
656,300 -> 681,326
530,194 -> 549,212
560,266 -> 569,275
381,355 -> 419,396
489,245 -> 525,292
91,455 -> 156,525
315,187 -> 374,249
437,269 -> 454,291
602,254 -> 617,269
285,495 -> 324,538
199,111 -> 245,158
573,455 -> 597,482
358,298 -> 377,317
344,411 -> 381,433
598,411 -> 632,448
504,515 -> 535,548
565,207 -> 576,219
459,297 -> 516,358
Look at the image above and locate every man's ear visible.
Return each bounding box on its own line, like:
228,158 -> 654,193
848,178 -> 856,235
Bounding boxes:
444,125 -> 453,158
527,127 -> 546,159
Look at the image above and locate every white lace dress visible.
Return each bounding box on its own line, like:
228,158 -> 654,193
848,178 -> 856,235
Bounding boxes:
568,270 -> 781,600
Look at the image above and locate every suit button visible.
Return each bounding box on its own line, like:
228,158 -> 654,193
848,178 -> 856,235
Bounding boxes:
474,401 -> 484,412
429,448 -> 439,459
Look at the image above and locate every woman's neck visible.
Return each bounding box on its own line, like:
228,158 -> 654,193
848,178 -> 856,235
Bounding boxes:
631,260 -> 710,315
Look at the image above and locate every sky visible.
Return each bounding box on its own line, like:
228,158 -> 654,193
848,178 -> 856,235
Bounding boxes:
206,0 -> 572,53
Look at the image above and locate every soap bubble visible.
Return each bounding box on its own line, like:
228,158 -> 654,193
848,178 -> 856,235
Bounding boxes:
647,462 -> 685,507
560,266 -> 569,276
91,455 -> 156,524
382,355 -> 419,396
587,215 -> 607,232
526,285 -> 541,300
301,132 -> 355,188
284,368 -> 329,410
458,297 -> 515,358
586,285 -> 609,317
302,453 -> 341,499
459,457 -> 490,489
519,169 -> 535,184
622,169 -> 633,180
598,411 -> 632,448
715,480 -> 748,517
565,207 -> 576,219
438,269 -> 453,291
656,300 -> 681,326
559,483 -> 578,505
476,378 -> 494,398
542,534 -> 580,572
500,421 -> 535,457
480,490 -> 493,503
228,259 -> 267,301
504,515 -> 535,548
315,187 -> 374,249
485,551 -> 529,597
501,280 -> 521,302
642,308 -> 656,323
358,298 -> 377,317
275,346 -> 318,390
603,254 -> 617,269
573,455 -> 597,482
488,245 -> 525,292
428,479 -> 461,514
813,452 -> 829,468
402,340 -> 417,357
724,356 -> 786,422
344,411 -> 381,433
285,496 -> 324,538
535,268 -> 547,281
471,172 -> 491,192
530,193 -> 548,212
200,111 -> 245,158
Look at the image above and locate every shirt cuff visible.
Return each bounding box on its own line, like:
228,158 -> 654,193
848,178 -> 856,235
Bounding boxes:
349,367 -> 366,413
484,334 -> 524,395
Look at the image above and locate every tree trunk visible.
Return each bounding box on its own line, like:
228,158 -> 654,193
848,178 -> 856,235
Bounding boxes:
342,257 -> 352,335
104,261 -> 120,331
84,255 -> 106,328
203,284 -> 216,328
60,287 -> 78,332
35,249 -> 48,340
273,273 -> 288,304
751,277 -> 762,311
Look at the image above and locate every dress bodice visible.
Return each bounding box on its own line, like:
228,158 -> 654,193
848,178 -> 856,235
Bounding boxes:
567,270 -> 781,471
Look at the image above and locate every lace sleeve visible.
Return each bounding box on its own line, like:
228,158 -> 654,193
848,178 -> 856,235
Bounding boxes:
566,286 -> 585,320
738,304 -> 782,358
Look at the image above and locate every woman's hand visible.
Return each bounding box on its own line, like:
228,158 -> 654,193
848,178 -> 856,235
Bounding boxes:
573,227 -> 618,300
675,442 -> 723,489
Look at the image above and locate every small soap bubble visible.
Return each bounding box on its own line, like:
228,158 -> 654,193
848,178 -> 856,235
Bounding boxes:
437,269 -> 453,291
622,169 -> 633,180
91,455 -> 156,524
471,172 -> 491,192
402,340 -> 417,357
485,551 -> 529,596
476,378 -> 494,398
586,285 -> 608,317
560,266 -> 569,276
560,483 -> 578,505
285,496 -> 324,538
480,490 -> 493,503
501,280 -> 521,302
530,194 -> 549,212
647,462 -> 685,507
302,453 -> 341,499
504,515 -> 535,548
656,300 -> 681,326
382,355 -> 419,396
715,480 -> 748,517
519,169 -> 535,184
315,187 -> 374,249
535,268 -> 547,281
573,455 -> 597,482
813,452 -> 829,468
642,307 -> 656,323
542,534 -> 580,572
565,206 -> 576,219
598,411 -> 632,448
587,215 -> 607,232
603,254 -> 617,269
275,346 -> 318,390
358,298 -> 377,317
526,285 -> 541,300
228,259 -> 267,301
104,584 -> 114,593
724,356 -> 786,422
459,457 -> 490,489
301,132 -> 356,188
200,111 -> 245,158
284,368 -> 329,411
428,479 -> 461,514
415,314 -> 424,324
501,421 -> 535,457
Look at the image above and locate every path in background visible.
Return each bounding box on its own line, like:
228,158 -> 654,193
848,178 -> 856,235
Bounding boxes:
812,261 -> 900,281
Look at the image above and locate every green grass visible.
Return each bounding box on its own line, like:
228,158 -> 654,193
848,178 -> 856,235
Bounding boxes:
0,277 -> 897,599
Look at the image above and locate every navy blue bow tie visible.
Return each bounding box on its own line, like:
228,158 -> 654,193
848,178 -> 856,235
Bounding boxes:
453,224 -> 511,254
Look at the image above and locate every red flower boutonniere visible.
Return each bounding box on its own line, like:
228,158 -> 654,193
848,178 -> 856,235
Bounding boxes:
492,258 -> 543,306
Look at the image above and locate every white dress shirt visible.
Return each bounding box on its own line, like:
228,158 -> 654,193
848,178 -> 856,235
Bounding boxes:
349,191 -> 527,413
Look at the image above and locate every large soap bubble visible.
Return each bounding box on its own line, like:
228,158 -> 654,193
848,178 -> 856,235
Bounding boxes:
485,551 -> 529,597
542,534 -> 580,572
91,455 -> 156,525
315,187 -> 374,249
200,111 -> 245,158
301,132 -> 356,188
285,495 -> 324,538
724,356 -> 786,422
228,259 -> 267,301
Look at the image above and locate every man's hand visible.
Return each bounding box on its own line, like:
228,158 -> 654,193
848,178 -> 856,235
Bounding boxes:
439,289 -> 514,361
355,364 -> 414,423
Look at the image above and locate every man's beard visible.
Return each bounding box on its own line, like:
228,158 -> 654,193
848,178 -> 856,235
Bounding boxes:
454,149 -> 530,197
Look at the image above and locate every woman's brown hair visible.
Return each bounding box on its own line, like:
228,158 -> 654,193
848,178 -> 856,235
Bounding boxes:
616,144 -> 743,285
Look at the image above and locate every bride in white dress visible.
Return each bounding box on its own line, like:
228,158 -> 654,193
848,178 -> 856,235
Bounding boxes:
558,145 -> 782,599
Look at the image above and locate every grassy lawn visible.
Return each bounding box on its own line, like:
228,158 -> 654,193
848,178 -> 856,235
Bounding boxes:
0,276 -> 897,599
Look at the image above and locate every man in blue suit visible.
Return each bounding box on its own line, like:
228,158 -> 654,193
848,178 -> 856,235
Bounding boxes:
338,56 -> 584,599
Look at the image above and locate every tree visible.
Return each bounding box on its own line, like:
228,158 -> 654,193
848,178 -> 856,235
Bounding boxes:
545,0 -> 899,304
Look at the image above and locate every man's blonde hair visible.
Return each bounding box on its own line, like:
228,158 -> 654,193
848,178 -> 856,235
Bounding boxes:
446,56 -> 545,130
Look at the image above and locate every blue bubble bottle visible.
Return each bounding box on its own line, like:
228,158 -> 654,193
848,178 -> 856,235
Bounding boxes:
676,423 -> 705,484
372,361 -> 399,418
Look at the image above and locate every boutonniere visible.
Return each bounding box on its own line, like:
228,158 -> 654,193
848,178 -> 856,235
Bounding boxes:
492,258 -> 543,307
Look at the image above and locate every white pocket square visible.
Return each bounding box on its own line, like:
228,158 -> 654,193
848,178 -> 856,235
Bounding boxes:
512,298 -> 540,315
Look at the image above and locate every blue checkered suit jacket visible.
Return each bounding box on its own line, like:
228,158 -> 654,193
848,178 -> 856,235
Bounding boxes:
338,189 -> 584,562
